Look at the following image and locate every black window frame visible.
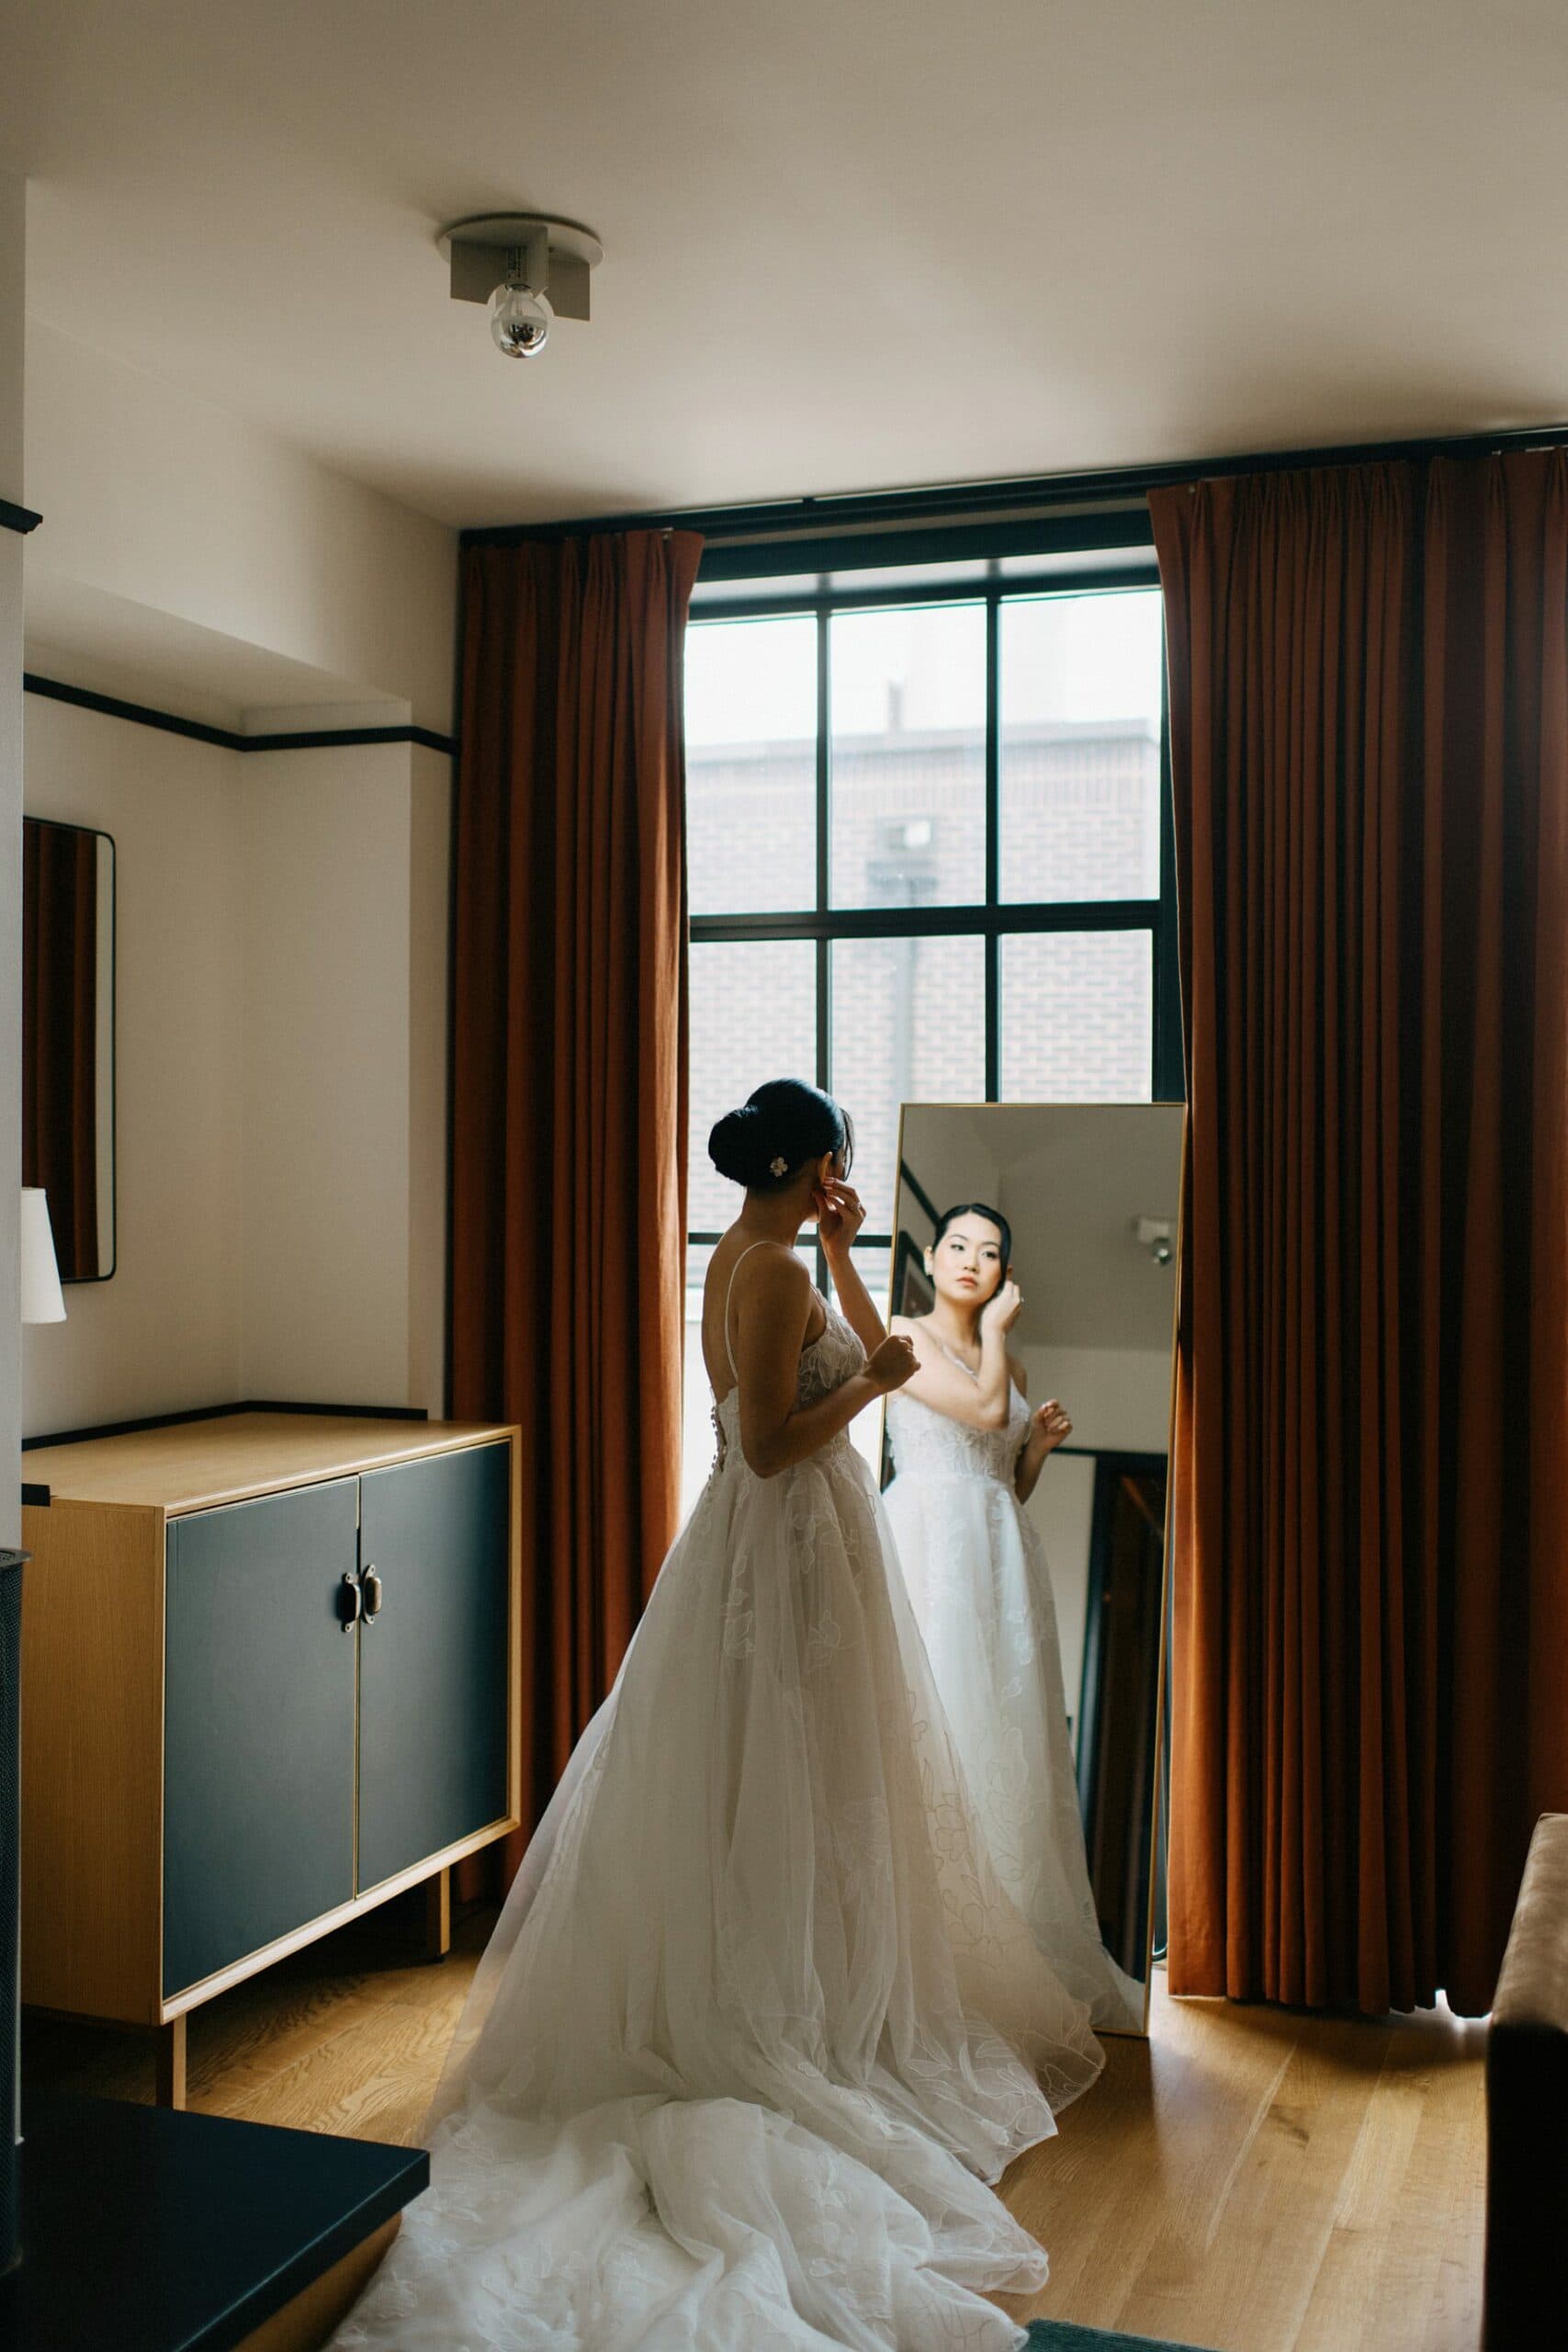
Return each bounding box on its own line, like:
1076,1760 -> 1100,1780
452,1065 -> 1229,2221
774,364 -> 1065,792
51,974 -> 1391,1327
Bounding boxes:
684,541 -> 1185,1270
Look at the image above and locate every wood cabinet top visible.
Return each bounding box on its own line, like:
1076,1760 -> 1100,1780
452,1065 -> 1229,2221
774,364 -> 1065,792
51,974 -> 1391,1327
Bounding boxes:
22,1412 -> 518,1517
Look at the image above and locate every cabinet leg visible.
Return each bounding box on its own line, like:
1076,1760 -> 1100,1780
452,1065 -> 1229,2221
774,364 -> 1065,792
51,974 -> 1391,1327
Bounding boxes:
154,2015 -> 187,2109
422,1866 -> 452,1962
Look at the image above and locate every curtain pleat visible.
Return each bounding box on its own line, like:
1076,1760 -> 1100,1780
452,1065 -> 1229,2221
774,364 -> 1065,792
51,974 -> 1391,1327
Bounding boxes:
1422,455 -> 1568,2012
1153,454 -> 1568,2013
448,529 -> 702,1897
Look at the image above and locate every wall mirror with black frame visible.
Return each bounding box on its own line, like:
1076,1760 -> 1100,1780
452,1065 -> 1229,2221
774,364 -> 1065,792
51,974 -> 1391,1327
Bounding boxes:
22,814 -> 117,1282
884,1099 -> 1184,2030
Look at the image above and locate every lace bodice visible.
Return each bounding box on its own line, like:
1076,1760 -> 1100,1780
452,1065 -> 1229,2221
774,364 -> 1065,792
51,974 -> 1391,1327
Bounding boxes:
885,1353 -> 1030,1488
712,1289 -> 866,1472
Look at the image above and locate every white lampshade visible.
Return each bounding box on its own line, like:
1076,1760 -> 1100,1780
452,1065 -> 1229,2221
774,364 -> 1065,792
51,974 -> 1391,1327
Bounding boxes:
20,1188 -> 66,1324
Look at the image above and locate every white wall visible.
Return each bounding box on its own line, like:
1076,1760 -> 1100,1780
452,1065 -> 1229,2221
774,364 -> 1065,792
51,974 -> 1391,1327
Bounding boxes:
24,322 -> 457,732
1,171 -> 23,1538
238,740 -> 448,1410
406,743 -> 451,1411
1019,1341 -> 1173,1458
20,697 -> 243,1430
14,298 -> 458,1436
1019,1339 -> 1173,1732
20,700 -> 451,1433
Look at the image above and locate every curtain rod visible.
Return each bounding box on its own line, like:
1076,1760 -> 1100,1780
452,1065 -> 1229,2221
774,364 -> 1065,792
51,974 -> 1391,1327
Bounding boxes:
461,418 -> 1568,549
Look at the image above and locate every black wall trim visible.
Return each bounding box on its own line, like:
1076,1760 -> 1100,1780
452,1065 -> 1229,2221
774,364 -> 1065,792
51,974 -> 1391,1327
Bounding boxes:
242,722 -> 458,754
23,673 -> 457,758
1,494 -> 42,536
461,418 -> 1568,555
24,673 -> 235,748
691,899 -> 1160,944
22,1397 -> 430,1452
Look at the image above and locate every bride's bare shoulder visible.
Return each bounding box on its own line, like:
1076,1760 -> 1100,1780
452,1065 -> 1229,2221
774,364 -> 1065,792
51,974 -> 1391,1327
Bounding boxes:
715,1239 -> 810,1306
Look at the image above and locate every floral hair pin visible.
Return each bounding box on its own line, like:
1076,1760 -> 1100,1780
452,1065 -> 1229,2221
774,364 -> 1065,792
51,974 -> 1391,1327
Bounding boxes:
769,1156 -> 788,1178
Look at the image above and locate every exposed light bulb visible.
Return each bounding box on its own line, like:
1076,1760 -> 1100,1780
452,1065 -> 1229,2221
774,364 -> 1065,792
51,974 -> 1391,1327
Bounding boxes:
490,277 -> 551,358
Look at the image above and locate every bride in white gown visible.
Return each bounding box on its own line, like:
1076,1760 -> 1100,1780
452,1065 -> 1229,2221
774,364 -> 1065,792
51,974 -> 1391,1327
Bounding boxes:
884,1204 -> 1144,2033
333,1080 -> 1102,2352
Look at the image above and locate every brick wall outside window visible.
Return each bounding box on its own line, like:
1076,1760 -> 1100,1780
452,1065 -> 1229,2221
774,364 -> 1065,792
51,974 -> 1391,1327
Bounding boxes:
688,716 -> 1161,1232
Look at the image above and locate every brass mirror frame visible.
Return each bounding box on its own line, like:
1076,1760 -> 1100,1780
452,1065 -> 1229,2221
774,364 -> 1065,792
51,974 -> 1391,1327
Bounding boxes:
885,1097 -> 1187,2038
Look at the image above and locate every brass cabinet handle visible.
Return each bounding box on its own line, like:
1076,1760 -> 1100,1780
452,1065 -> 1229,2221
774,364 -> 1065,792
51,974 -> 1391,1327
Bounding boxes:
338,1569 -> 363,1630
360,1564 -> 384,1623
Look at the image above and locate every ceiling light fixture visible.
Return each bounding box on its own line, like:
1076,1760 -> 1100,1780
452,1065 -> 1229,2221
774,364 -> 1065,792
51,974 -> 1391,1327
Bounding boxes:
436,212 -> 604,362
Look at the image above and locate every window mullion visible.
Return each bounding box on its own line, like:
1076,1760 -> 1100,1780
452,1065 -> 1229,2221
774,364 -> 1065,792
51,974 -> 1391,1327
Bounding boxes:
685,572 -> 1175,1272
817,594 -> 831,1290
1153,637 -> 1185,1102
985,585 -> 1001,1102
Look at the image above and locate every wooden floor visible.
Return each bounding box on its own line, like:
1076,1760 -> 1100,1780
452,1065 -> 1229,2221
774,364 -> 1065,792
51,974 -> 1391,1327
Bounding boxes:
998,1980 -> 1486,2352
25,1901 -> 1487,2352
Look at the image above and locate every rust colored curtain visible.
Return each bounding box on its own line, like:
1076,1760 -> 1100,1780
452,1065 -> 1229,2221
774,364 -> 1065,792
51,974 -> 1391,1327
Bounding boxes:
22,816 -> 99,1279
449,528 -> 703,1900
1152,454 -> 1568,2015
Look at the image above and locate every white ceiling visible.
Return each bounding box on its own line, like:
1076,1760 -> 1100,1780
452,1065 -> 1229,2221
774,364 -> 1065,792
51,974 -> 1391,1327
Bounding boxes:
23,573 -> 403,731
5,0 -> 1566,533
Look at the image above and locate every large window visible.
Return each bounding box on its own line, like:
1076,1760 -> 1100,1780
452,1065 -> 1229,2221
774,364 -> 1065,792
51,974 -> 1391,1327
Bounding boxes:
681,551 -> 1179,1507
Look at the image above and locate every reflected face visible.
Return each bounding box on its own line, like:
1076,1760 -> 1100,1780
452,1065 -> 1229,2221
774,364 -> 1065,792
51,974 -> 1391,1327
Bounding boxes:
930,1215 -> 1007,1306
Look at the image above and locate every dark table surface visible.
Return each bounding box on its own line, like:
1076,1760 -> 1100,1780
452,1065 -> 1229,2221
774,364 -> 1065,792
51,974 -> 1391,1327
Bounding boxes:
0,2089 -> 427,2352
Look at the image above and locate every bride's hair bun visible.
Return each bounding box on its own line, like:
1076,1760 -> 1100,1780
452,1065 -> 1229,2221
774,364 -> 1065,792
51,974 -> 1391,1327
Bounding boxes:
708,1078 -> 854,1193
707,1102 -> 766,1187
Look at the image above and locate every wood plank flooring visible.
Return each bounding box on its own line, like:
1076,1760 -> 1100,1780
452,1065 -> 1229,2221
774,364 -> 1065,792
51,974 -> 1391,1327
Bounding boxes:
998,1984 -> 1486,2350
25,1900 -> 1487,2352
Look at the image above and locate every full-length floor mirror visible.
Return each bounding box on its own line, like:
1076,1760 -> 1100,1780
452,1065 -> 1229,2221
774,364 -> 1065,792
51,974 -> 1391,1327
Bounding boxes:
885,1101 -> 1185,2032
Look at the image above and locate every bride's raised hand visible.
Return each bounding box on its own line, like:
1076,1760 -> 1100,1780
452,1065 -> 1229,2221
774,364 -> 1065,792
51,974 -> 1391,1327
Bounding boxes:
866,1333 -> 919,1394
1032,1399 -> 1072,1455
980,1275 -> 1023,1335
815,1176 -> 866,1255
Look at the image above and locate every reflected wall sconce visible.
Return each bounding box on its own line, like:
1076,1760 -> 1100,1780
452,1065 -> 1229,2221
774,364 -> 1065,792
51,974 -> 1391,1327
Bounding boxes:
436,211 -> 604,360
1134,1216 -> 1174,1268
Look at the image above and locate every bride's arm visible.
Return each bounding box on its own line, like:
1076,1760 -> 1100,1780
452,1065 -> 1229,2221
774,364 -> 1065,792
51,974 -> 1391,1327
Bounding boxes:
1016,1379 -> 1073,1502
733,1249 -> 915,1479
822,1243 -> 888,1358
814,1176 -> 889,1358
895,1315 -> 1015,1432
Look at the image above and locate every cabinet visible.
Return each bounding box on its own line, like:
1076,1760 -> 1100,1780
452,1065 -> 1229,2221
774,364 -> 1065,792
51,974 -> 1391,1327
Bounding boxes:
19,1413 -> 520,2103
356,1444 -> 511,1892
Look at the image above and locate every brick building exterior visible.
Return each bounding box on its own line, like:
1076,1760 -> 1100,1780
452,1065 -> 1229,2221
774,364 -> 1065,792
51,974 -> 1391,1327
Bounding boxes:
688,714 -> 1161,1236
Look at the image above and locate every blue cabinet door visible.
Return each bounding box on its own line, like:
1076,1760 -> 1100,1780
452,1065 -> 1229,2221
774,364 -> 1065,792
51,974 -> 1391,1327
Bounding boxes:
355,1443 -> 511,1894
164,1479 -> 358,1997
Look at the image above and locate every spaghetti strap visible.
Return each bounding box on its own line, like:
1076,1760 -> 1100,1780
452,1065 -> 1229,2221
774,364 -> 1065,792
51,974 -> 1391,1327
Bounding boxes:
723,1240 -> 772,1379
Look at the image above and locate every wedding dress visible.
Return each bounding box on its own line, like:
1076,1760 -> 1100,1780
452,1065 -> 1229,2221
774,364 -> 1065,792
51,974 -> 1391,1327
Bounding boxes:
883,1357 -> 1145,2033
331,1260 -> 1102,2352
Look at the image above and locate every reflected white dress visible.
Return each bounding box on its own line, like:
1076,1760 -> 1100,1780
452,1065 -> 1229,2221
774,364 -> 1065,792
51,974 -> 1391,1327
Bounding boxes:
883,1356 -> 1144,2033
331,1261 -> 1102,2352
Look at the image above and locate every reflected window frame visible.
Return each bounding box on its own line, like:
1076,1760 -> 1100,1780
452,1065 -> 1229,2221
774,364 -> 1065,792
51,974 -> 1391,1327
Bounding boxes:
684,532 -> 1184,1278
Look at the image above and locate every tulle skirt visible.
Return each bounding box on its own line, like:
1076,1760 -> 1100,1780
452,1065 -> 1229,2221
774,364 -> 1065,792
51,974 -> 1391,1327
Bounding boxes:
884,1467 -> 1145,2033
330,1430 -> 1102,2352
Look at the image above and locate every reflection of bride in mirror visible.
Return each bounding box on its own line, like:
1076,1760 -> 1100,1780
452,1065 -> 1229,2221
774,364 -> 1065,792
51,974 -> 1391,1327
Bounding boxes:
885,1204 -> 1143,2030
